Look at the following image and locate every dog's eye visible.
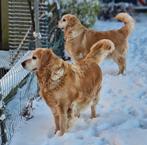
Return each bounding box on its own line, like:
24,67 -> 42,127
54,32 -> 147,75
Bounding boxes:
63,19 -> 66,22
32,56 -> 37,59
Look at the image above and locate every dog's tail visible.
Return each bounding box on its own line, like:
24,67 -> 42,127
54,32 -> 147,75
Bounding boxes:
85,39 -> 115,64
115,13 -> 135,37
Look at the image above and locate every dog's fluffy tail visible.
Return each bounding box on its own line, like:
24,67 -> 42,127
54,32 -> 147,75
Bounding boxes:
115,13 -> 135,37
85,39 -> 115,64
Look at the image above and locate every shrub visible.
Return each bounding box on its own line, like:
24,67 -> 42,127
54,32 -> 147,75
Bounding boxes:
45,0 -> 99,58
60,0 -> 99,27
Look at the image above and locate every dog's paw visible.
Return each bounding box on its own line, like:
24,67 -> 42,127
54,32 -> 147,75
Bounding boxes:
91,114 -> 100,119
55,130 -> 64,136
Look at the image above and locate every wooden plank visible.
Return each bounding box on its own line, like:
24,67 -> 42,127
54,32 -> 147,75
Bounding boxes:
9,27 -> 32,31
8,9 -> 30,13
9,20 -> 31,24
9,41 -> 30,45
8,24 -> 31,28
8,0 -> 32,51
8,1 -> 29,5
9,13 -> 31,17
134,6 -> 147,12
7,0 -> 48,51
1,0 -> 9,50
9,33 -> 31,38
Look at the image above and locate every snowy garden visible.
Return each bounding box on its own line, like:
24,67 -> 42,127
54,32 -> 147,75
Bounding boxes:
0,0 -> 147,145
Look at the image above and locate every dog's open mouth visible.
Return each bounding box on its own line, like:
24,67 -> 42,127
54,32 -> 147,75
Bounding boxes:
57,25 -> 64,31
61,28 -> 64,31
58,27 -> 64,31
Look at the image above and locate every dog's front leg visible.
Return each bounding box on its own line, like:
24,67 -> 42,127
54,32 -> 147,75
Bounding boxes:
54,113 -> 60,134
58,105 -> 68,136
51,107 -> 60,134
72,102 -> 80,118
91,91 -> 100,118
113,55 -> 126,75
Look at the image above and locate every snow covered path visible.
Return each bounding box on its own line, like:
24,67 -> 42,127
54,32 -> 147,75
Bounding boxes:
10,14 -> 147,145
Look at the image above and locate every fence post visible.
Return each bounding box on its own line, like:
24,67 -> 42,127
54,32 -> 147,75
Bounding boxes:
34,0 -> 42,48
0,88 -> 7,145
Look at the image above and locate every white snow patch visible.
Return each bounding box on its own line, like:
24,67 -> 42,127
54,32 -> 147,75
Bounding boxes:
9,100 -> 55,145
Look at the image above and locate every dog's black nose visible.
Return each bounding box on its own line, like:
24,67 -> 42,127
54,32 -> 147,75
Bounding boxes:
21,61 -> 26,68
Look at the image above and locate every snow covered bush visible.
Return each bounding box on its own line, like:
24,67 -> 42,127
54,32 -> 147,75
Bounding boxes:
60,0 -> 99,27
98,2 -> 134,20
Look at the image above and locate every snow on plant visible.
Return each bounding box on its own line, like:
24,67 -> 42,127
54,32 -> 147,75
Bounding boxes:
60,0 -> 99,27
45,0 -> 60,9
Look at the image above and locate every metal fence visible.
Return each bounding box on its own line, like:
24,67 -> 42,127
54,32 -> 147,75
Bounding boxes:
0,52 -> 30,97
0,51 -> 35,142
0,0 -> 64,143
0,0 -> 49,144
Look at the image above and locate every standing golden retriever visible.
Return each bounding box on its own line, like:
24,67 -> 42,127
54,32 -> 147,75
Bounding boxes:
58,13 -> 135,74
21,39 -> 114,135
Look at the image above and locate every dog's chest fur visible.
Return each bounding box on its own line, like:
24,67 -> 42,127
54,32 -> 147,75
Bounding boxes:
36,68 -> 66,102
65,31 -> 88,60
65,30 -> 99,61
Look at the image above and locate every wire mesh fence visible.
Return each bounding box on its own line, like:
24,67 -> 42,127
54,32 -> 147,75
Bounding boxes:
0,50 -> 40,144
2,2 -> 62,141
0,52 -> 30,97
5,73 -> 38,141
0,0 -> 63,96
0,1 -> 63,143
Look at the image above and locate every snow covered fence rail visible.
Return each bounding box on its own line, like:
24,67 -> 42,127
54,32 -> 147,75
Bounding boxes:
0,55 -> 30,145
0,90 -> 7,145
0,52 -> 30,145
0,51 -> 31,100
0,51 -> 36,144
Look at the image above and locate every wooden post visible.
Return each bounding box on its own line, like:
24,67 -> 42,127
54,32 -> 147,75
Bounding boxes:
34,0 -> 41,102
1,0 -> 9,50
34,0 -> 42,48
0,88 -> 7,145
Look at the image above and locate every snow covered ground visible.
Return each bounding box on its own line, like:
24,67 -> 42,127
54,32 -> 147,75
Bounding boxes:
0,51 -> 10,69
9,13 -> 147,145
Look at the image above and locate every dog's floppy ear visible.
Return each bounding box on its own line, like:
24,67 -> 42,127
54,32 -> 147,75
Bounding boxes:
68,16 -> 77,27
40,49 -> 52,68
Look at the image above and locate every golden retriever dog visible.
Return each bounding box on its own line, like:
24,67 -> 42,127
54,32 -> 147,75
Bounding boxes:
58,13 -> 135,74
21,39 -> 114,135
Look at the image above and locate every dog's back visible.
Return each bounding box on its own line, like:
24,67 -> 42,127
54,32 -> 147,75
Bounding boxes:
62,13 -> 134,74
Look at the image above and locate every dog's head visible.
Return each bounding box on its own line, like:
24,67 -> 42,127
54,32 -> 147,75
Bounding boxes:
21,48 -> 54,72
58,14 -> 80,30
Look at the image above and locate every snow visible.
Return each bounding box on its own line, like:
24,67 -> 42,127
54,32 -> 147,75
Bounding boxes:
5,74 -> 38,140
0,51 -> 10,69
9,100 -> 54,145
9,13 -> 147,145
0,114 -> 6,121
0,51 -> 31,96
